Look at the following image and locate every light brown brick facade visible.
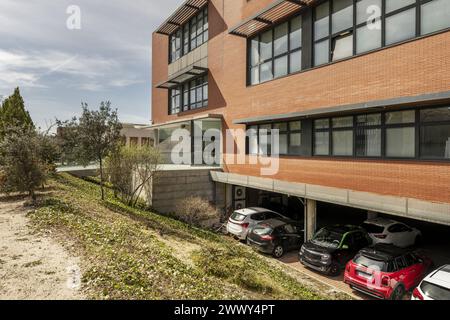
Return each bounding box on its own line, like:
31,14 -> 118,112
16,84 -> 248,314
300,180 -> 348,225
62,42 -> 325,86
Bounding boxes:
152,0 -> 450,204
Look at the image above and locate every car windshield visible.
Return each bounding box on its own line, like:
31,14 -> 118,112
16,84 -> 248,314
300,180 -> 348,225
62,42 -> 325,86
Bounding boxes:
253,226 -> 273,236
361,222 -> 385,234
420,281 -> 450,300
311,228 -> 343,248
354,254 -> 388,272
230,212 -> 246,222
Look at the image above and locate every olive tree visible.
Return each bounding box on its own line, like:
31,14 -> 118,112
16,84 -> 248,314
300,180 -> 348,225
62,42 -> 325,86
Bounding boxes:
57,102 -> 122,200
0,127 -> 58,201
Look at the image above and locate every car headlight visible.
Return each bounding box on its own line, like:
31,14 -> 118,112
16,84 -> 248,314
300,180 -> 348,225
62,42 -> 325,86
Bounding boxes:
321,254 -> 330,261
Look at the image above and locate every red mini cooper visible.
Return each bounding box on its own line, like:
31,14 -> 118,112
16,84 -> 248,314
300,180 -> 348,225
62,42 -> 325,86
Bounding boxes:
344,244 -> 433,300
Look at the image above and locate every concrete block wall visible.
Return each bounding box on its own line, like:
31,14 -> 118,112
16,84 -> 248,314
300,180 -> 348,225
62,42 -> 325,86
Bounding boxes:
148,169 -> 225,214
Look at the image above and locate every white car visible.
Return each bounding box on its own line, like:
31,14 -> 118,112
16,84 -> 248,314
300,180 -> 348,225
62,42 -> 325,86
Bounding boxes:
226,207 -> 289,241
412,265 -> 450,300
361,218 -> 422,248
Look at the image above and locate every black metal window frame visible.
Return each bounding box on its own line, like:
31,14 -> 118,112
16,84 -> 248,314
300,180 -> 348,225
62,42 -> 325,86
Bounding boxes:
247,14 -> 303,85
169,6 -> 208,64
312,0 -> 443,66
169,75 -> 208,115
355,113 -> 383,158
247,121 -> 303,156
246,104 -> 450,162
419,106 -> 450,160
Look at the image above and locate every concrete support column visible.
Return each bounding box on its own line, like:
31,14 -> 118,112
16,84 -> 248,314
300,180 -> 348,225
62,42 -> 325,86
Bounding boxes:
304,199 -> 317,241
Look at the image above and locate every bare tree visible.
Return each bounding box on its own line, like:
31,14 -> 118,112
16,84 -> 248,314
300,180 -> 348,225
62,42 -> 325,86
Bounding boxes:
105,145 -> 162,207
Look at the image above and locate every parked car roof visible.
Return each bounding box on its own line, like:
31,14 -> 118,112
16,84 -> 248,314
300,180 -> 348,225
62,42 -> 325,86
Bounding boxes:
233,207 -> 277,216
359,244 -> 412,261
258,219 -> 287,229
425,265 -> 450,288
322,225 -> 362,234
363,218 -> 396,227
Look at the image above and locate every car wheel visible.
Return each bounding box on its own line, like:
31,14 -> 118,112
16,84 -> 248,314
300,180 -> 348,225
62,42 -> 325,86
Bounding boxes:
415,235 -> 422,247
273,245 -> 284,258
391,285 -> 405,300
329,263 -> 340,277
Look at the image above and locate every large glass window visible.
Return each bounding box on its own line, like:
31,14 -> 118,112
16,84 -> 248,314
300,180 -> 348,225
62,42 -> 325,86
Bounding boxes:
332,0 -> 353,34
355,113 -> 382,156
169,87 -> 181,115
385,8 -> 416,45
356,0 -> 382,53
169,6 -> 208,63
332,116 -> 354,156
312,0 -> 449,66
421,0 -> 450,35
385,110 -> 416,158
314,119 -> 330,155
420,106 -> 450,159
249,15 -> 302,84
289,121 -> 302,155
169,76 -> 208,114
247,121 -> 303,156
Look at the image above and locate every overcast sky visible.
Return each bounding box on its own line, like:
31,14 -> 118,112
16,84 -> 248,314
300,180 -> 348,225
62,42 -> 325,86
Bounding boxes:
0,0 -> 182,130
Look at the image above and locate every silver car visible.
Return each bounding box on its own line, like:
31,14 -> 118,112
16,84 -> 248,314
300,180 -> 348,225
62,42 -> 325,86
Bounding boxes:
226,207 -> 289,240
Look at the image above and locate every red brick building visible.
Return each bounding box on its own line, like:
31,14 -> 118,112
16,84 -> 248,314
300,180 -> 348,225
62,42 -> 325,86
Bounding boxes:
152,0 -> 450,238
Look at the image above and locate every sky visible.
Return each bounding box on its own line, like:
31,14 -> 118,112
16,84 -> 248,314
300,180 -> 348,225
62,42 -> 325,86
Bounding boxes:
0,0 -> 182,130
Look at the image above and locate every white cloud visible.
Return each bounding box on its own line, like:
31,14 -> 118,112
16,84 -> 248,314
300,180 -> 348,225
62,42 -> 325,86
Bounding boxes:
0,49 -> 140,91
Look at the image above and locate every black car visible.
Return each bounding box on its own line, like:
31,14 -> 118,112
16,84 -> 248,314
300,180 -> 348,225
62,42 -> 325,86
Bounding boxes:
247,219 -> 304,258
299,225 -> 372,276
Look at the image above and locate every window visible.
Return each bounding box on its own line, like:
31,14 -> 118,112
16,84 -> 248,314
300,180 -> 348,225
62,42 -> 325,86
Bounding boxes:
141,138 -> 150,147
169,6 -> 208,63
332,116 -> 354,156
356,113 -> 382,157
385,110 -> 416,158
273,122 -> 288,154
332,0 -> 353,34
314,119 -> 330,155
170,29 -> 182,63
130,137 -> 139,146
385,8 -> 416,45
395,256 -> 407,270
312,0 -> 449,65
249,15 -> 302,85
420,106 -> 450,159
259,124 -> 272,156
246,105 -> 450,161
169,76 -> 208,114
421,0 -> 450,35
289,121 -> 302,155
248,126 -> 258,155
356,0 -> 382,53
247,120 -> 303,156
169,87 -> 181,115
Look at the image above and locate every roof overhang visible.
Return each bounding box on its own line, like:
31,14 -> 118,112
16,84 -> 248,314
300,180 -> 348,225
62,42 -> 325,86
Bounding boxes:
155,0 -> 208,36
156,65 -> 208,89
233,91 -> 450,125
146,114 -> 223,130
229,0 -> 315,38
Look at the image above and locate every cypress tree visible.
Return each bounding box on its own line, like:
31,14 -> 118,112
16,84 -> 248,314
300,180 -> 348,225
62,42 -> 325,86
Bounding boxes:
0,87 -> 34,140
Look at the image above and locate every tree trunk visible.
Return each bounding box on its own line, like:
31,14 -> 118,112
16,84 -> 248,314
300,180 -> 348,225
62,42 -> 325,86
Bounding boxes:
99,157 -> 105,200
29,189 -> 36,203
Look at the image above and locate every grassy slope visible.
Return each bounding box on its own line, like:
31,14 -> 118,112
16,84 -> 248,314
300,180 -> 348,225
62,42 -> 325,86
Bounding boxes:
28,173 -> 340,300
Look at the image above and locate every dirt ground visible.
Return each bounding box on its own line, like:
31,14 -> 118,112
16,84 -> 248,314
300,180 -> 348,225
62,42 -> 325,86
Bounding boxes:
0,195 -> 84,300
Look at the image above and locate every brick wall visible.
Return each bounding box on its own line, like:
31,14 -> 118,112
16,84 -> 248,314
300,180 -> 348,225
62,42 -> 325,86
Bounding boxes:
151,0 -> 450,204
